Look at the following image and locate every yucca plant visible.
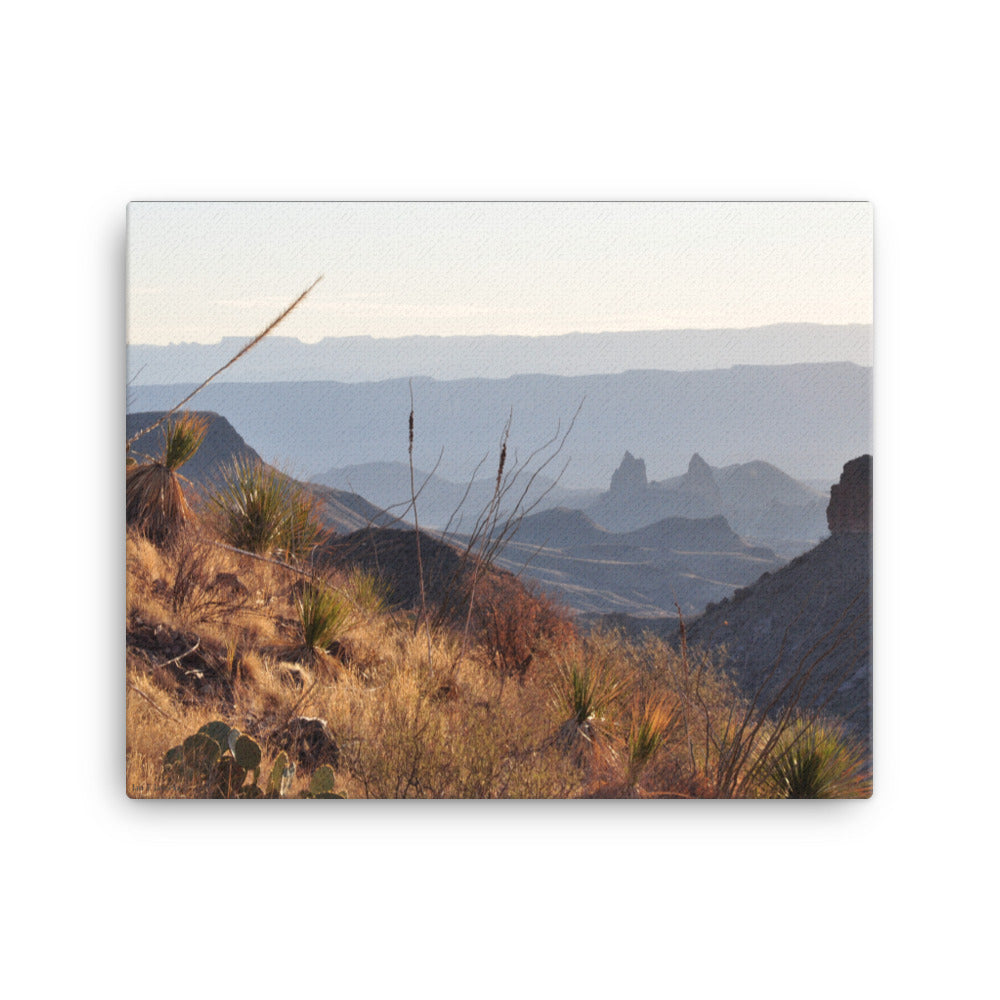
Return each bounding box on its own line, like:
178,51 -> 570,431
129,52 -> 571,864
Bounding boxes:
297,581 -> 352,653
766,721 -> 872,799
210,458 -> 322,558
125,413 -> 207,546
625,696 -> 681,792
552,653 -> 630,762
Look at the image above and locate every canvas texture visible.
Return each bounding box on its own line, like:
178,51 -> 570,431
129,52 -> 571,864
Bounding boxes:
125,202 -> 873,799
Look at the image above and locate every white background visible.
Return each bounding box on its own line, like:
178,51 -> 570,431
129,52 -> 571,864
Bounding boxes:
4,2 -> 995,996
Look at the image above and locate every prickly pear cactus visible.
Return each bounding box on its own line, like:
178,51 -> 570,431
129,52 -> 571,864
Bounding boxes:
309,764 -> 336,795
211,757 -> 247,799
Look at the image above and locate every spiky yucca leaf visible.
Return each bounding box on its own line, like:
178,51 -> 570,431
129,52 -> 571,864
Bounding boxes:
161,413 -> 208,472
552,654 -> 630,760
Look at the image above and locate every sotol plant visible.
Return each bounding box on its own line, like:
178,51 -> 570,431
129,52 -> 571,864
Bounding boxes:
126,413 -> 207,546
552,649 -> 630,763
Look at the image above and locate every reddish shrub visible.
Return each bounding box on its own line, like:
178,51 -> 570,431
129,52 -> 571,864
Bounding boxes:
471,573 -> 577,683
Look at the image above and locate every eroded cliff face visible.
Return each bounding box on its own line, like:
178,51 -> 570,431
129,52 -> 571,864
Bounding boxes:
827,454 -> 872,535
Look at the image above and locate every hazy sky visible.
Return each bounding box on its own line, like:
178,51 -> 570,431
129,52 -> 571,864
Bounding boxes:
127,202 -> 872,345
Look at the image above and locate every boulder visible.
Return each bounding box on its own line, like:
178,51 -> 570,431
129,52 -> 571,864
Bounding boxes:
275,716 -> 340,769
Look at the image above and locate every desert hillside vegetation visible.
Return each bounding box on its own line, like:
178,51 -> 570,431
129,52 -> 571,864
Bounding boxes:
125,413 -> 871,799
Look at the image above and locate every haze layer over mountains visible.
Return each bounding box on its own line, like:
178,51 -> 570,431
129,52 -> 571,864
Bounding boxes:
127,324 -> 872,384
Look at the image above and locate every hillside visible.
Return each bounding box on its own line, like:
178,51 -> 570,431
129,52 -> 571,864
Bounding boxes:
125,418 -> 872,799
127,410 -> 397,537
678,456 -> 873,743
487,508 -> 783,617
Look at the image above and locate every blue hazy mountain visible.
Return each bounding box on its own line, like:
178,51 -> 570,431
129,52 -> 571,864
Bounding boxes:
128,363 -> 872,489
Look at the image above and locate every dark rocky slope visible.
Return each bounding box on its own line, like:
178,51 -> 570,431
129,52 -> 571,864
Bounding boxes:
680,456 -> 873,743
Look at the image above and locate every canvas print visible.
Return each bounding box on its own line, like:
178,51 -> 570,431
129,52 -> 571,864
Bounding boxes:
125,202 -> 873,799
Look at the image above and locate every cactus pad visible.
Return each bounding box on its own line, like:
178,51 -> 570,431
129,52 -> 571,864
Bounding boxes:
267,752 -> 289,797
198,721 -> 233,754
183,732 -> 221,772
233,735 -> 262,771
309,764 -> 336,796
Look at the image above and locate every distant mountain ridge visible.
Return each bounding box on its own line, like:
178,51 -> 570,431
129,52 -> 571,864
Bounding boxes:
127,323 -> 872,384
128,363 -> 872,487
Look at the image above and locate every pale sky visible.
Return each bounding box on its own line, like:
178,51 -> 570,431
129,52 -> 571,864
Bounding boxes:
127,202 -> 872,345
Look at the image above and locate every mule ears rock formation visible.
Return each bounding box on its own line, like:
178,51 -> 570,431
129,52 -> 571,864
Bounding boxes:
827,454 -> 872,534
610,451 -> 647,497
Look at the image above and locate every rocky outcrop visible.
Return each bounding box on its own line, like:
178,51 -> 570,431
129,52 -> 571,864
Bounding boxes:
679,453 -> 721,499
827,455 -> 872,534
609,451 -> 647,497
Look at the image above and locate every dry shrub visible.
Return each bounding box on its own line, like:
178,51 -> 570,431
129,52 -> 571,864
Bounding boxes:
471,573 -> 577,685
